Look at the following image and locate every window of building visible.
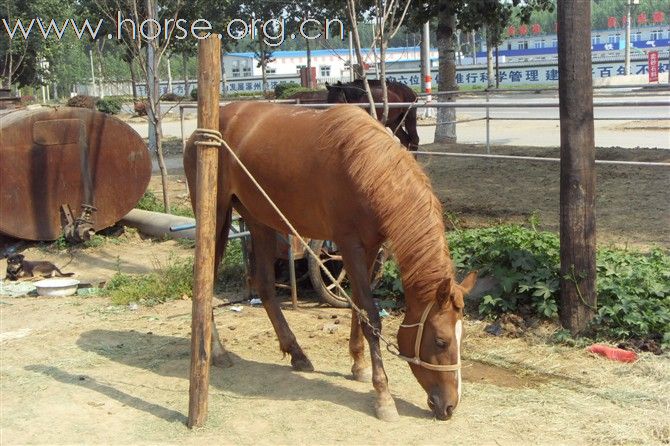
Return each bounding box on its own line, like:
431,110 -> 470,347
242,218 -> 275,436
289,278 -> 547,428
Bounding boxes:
242,66 -> 252,76
231,67 -> 241,78
608,34 -> 620,44
320,65 -> 331,77
296,64 -> 306,73
551,39 -> 558,47
266,67 -> 276,74
516,41 -> 528,50
631,31 -> 642,42
592,35 -> 601,45
650,29 -> 663,40
534,40 -> 545,49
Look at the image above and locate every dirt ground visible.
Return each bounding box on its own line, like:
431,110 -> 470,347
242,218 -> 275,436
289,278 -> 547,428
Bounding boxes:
1,292 -> 668,445
419,143 -> 670,248
1,143 -> 668,444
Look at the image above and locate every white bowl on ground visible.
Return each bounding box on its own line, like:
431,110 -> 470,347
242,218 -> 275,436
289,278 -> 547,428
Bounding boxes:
33,278 -> 80,297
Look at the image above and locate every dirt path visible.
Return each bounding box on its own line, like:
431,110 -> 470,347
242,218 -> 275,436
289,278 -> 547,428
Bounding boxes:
420,144 -> 670,248
1,290 -> 668,445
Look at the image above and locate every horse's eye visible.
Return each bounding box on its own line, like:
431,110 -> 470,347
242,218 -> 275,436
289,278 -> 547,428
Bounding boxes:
435,338 -> 448,349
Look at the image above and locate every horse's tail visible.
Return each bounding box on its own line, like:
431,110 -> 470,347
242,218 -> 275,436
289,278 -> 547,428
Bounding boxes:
405,105 -> 419,152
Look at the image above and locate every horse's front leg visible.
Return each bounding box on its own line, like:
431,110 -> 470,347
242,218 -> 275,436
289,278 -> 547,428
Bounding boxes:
349,247 -> 382,382
339,239 -> 399,422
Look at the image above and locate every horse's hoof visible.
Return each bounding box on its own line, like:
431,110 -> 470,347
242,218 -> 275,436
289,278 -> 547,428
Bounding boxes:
291,356 -> 314,372
352,366 -> 372,382
212,351 -> 233,368
375,400 -> 400,422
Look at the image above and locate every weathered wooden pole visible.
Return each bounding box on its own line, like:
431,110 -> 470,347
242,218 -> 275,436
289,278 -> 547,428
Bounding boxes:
188,35 -> 221,428
557,1 -> 597,334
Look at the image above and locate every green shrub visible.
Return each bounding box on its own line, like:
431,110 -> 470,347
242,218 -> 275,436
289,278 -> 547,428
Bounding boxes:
103,256 -> 194,306
190,87 -> 197,100
594,248 -> 670,343
96,97 -> 123,115
67,95 -> 97,109
274,81 -> 300,98
449,225 -> 561,318
136,191 -> 194,218
447,225 -> 670,346
281,86 -> 319,99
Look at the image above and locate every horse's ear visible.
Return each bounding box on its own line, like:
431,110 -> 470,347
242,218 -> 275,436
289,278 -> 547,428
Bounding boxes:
436,277 -> 453,308
336,81 -> 342,85
325,82 -> 330,89
460,271 -> 478,295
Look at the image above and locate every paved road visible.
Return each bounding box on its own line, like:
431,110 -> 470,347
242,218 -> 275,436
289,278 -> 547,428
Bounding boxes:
128,93 -> 670,150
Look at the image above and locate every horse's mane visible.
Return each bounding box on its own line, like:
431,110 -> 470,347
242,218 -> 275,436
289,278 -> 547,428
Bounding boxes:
317,105 -> 453,301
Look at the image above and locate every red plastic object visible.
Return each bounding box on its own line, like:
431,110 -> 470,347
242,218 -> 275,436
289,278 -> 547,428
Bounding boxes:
587,344 -> 638,363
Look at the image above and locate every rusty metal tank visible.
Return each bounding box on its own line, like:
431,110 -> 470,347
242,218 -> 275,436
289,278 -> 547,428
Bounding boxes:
0,106 -> 151,241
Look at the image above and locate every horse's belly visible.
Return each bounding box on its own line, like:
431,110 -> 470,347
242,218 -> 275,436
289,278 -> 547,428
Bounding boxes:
228,162 -> 335,240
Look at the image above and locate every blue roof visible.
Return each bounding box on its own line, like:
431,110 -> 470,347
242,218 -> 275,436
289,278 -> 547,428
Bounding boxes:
226,46 -> 437,59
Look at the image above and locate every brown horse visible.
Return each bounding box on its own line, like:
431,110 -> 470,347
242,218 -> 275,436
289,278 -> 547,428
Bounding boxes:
183,102 -> 476,421
325,79 -> 420,152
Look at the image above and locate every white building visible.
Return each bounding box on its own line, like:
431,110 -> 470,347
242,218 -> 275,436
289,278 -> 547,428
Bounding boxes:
223,46 -> 439,83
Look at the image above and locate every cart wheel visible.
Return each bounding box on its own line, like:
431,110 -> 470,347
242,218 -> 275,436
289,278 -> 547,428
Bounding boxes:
308,240 -> 389,308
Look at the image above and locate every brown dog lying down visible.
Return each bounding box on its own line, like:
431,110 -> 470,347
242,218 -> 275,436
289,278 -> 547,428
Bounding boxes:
5,254 -> 74,281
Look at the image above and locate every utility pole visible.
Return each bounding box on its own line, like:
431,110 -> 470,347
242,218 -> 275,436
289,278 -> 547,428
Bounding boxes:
625,0 -> 632,75
348,32 -> 354,81
421,20 -> 431,94
557,0 -> 597,334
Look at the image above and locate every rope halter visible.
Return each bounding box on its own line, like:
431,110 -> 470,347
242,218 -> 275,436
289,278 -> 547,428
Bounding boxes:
397,300 -> 461,372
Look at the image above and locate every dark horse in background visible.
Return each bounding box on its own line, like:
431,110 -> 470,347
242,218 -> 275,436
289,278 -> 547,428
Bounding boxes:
326,79 -> 420,152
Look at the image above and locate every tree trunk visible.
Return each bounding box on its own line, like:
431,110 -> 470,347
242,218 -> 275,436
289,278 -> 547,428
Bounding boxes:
379,17 -> 389,125
346,0 -> 376,118
94,43 -> 105,98
558,0 -> 597,334
260,40 -> 268,96
145,0 -> 169,212
305,13 -> 312,87
306,37 -> 312,86
129,60 -> 138,99
434,3 -> 457,144
486,26 -> 494,88
166,56 -> 173,93
183,51 -> 189,97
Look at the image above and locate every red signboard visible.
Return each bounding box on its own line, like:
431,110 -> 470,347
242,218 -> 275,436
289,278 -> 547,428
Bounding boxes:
648,51 -> 659,83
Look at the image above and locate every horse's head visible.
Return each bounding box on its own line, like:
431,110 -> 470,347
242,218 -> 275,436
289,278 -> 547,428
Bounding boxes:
397,271 -> 477,420
325,81 -> 347,103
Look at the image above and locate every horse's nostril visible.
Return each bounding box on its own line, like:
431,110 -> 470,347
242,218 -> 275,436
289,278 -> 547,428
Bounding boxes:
445,405 -> 454,418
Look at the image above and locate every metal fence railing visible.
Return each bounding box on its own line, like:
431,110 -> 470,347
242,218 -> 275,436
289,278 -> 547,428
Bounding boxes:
177,93 -> 670,162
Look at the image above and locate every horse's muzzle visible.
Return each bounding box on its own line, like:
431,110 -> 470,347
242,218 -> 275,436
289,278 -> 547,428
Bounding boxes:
428,395 -> 455,421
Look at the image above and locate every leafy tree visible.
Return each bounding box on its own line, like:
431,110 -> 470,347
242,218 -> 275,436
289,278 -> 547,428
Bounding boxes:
0,0 -> 70,89
404,0 -> 554,143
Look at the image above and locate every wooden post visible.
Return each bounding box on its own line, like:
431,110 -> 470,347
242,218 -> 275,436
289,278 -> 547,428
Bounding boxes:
557,1 -> 597,334
188,35 -> 221,429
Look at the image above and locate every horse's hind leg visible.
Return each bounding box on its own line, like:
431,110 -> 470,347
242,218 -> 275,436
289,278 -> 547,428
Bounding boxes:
248,222 -> 314,371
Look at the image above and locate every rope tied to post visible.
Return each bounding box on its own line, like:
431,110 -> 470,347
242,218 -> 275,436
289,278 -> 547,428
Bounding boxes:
194,129 -> 224,148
